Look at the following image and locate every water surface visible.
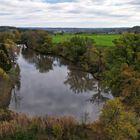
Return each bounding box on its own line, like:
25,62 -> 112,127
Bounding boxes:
9,48 -> 112,121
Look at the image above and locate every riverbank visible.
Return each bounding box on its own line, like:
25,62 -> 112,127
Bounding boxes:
1,98 -> 139,140
0,64 -> 20,108
0,109 -> 93,140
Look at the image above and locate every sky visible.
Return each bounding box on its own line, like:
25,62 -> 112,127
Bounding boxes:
0,0 -> 139,27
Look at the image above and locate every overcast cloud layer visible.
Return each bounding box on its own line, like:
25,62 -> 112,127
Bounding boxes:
0,0 -> 139,27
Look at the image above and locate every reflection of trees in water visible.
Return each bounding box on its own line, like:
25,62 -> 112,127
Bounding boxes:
21,47 -> 111,105
56,56 -> 72,67
35,55 -> 53,73
64,66 -> 110,104
22,48 -> 53,73
0,63 -> 21,108
89,81 -> 109,105
11,86 -> 22,109
10,64 -> 21,109
64,69 -> 96,93
21,48 -> 36,64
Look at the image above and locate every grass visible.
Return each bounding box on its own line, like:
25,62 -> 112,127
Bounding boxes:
0,110 -> 87,140
52,34 -> 120,47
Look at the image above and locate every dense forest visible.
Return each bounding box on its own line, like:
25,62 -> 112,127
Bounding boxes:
0,28 -> 140,140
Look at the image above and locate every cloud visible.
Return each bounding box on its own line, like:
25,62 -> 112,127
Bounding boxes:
0,0 -> 139,27
45,0 -> 74,3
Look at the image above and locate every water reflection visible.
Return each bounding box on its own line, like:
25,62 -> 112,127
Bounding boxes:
64,69 -> 96,94
22,48 -> 54,73
9,48 -> 112,121
89,81 -> 109,105
11,88 -> 22,109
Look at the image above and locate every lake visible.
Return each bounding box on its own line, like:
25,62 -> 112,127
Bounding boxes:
9,47 -> 112,122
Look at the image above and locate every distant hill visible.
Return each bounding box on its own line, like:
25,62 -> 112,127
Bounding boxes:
21,27 -> 129,34
23,26 -> 139,34
0,26 -> 17,32
0,26 -> 140,34
128,26 -> 140,33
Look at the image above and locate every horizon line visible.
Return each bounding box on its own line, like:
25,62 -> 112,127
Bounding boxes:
0,25 -> 139,29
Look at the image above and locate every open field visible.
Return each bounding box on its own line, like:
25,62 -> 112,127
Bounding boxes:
52,34 -> 120,47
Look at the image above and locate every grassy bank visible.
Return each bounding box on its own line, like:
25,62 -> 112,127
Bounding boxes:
52,34 -> 120,47
0,64 -> 20,108
0,110 -> 89,140
0,98 -> 139,140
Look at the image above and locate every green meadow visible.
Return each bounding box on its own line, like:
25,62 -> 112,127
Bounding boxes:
52,34 -> 120,47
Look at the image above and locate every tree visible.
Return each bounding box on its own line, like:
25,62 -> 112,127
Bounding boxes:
90,99 -> 139,140
82,47 -> 106,76
105,33 -> 140,69
0,49 -> 11,71
62,36 -> 94,62
119,64 -> 140,115
4,39 -> 17,62
20,30 -> 52,53
0,68 -> 9,80
103,34 -> 140,108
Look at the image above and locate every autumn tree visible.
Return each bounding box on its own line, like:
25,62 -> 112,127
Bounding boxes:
103,33 -> 140,114
82,47 -> 106,76
20,30 -> 52,53
0,44 -> 11,71
62,36 -> 94,62
90,99 -> 139,140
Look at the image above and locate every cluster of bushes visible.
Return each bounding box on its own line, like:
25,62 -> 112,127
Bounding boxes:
52,36 -> 94,61
103,33 -> 140,115
20,30 -> 52,54
91,99 -> 140,140
0,30 -> 21,71
0,109 -> 89,140
0,43 -> 12,71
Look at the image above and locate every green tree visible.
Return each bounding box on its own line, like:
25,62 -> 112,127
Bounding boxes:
4,39 -> 17,62
105,33 -> 140,70
20,30 -> 52,53
82,47 -> 106,75
91,99 -> 139,140
0,49 -> 11,71
62,36 -> 94,62
103,33 -> 140,113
